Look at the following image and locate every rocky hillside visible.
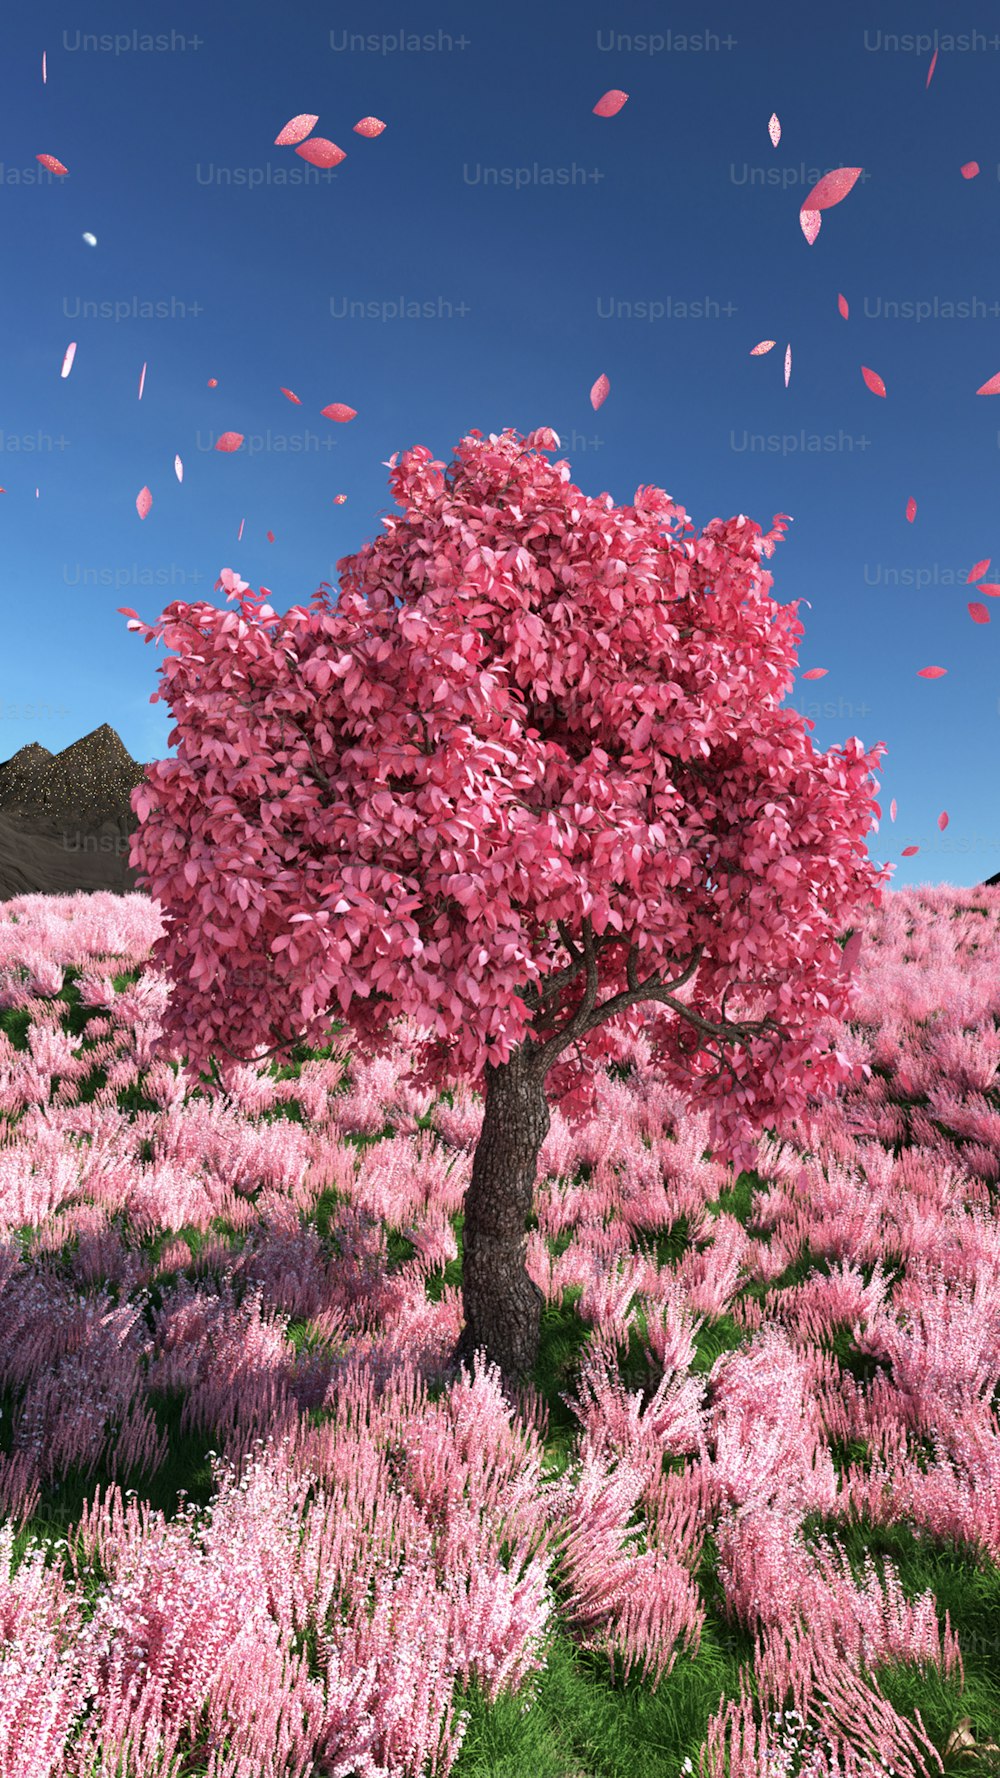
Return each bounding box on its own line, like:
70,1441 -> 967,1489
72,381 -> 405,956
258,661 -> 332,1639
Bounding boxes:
0,726 -> 153,902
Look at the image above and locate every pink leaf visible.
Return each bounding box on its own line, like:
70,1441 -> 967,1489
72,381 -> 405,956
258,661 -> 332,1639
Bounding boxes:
266,530 -> 275,543
861,365 -> 887,398
593,90 -> 628,117
590,373 -> 610,410
968,603 -> 990,624
333,493 -> 347,503
280,388 -> 301,404
353,117 -> 386,137
926,48 -> 938,87
216,432 -> 245,452
321,403 -> 357,422
36,153 -> 68,175
750,340 -> 776,356
916,666 -> 946,678
275,114 -> 318,147
60,342 -> 77,379
905,496 -> 916,523
295,138 -> 346,168
938,811 -> 949,831
801,668 -> 827,680
975,583 -> 1000,596
799,209 -> 821,245
840,929 -> 863,972
136,486 -> 152,521
975,371 -> 1000,395
208,378 -> 218,388
960,161 -> 980,179
784,344 -> 791,387
902,846 -> 920,857
837,293 -> 849,319
801,167 -> 863,211
890,799 -> 897,822
768,113 -> 781,147
967,558 -> 990,582
237,518 -> 245,542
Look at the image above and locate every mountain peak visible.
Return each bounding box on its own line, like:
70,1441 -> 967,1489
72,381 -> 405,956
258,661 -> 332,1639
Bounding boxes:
0,724 -> 148,827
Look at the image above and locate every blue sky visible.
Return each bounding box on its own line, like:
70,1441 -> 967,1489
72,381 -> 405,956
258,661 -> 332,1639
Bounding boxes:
2,1 -> 999,887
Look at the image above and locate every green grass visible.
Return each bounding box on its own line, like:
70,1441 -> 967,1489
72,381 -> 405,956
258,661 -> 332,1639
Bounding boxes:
2,956 -> 1000,1777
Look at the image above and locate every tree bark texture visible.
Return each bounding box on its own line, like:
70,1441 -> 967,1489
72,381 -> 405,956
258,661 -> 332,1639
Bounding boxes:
450,1043 -> 549,1393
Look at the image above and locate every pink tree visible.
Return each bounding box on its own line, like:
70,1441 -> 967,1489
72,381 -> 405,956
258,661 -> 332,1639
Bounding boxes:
121,427 -> 890,1388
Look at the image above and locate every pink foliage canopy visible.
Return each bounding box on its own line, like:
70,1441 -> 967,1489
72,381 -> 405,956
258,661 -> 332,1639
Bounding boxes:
121,427 -> 890,1172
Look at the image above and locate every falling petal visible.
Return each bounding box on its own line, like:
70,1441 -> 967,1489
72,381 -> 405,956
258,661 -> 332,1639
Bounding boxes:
35,488 -> 39,499
938,811 -> 949,831
333,493 -> 347,503
967,558 -> 990,582
768,113 -> 781,147
593,90 -> 629,117
353,117 -> 386,137
207,378 -> 218,388
975,371 -> 1000,395
799,209 -> 821,245
890,800 -> 897,822
861,365 -> 887,398
36,153 -> 68,175
926,48 -> 938,87
837,293 -> 849,319
960,161 -> 980,179
784,344 -> 791,387
590,373 -> 610,411
138,362 -> 146,401
295,138 -> 346,168
60,342 -> 77,379
266,530 -> 275,543
136,487 -> 152,521
840,929 -> 863,973
802,167 -> 863,211
216,432 -> 244,452
917,666 -> 947,678
901,846 -> 919,857
321,403 -> 357,422
750,340 -> 776,355
42,50 -> 46,83
975,582 -> 1000,596
968,603 -> 990,623
280,388 -> 302,404
905,497 -> 917,522
237,518 -> 245,542
275,114 -> 319,147
174,455 -> 183,483
801,668 -> 827,679
82,232 -> 97,246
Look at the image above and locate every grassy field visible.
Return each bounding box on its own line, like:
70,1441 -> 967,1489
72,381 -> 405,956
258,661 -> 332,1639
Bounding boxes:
1,887 -> 999,1777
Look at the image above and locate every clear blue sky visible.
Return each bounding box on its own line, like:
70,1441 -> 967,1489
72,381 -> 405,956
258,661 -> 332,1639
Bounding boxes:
2,1 -> 999,887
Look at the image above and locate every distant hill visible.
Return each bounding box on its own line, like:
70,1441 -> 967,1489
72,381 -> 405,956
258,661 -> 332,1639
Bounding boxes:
0,725 -> 154,902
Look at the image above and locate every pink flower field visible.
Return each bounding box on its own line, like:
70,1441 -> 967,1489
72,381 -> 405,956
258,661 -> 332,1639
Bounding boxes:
1,882 -> 999,1778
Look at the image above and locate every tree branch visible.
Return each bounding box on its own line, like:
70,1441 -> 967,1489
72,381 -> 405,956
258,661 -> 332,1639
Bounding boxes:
525,935 -> 787,1086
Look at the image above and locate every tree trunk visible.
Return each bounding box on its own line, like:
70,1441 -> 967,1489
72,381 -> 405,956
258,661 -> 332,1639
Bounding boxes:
449,1043 -> 549,1394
